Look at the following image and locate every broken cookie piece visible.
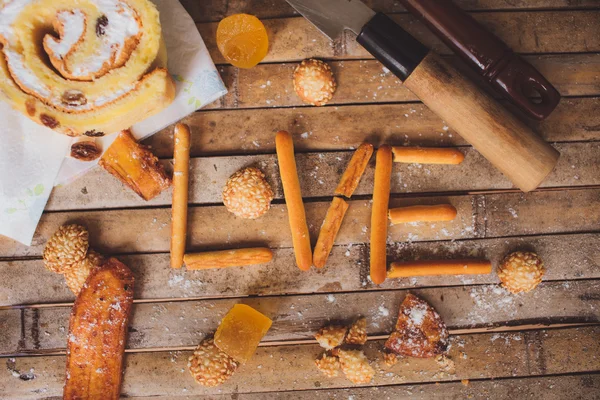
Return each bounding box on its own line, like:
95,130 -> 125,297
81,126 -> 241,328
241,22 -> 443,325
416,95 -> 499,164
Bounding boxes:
334,348 -> 375,384
345,317 -> 367,345
385,293 -> 449,358
315,352 -> 340,378
315,325 -> 348,350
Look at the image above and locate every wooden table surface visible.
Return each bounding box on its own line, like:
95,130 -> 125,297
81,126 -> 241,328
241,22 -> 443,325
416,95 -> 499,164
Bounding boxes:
1,0 -> 599,398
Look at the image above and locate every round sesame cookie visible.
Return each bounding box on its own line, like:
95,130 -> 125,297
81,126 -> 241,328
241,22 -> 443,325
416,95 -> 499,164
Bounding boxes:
43,224 -> 89,273
293,59 -> 336,106
498,251 -> 545,293
188,338 -> 239,387
222,167 -> 274,219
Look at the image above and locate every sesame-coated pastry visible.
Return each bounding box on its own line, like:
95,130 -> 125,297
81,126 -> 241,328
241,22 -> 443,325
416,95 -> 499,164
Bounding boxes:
333,348 -> 375,384
222,167 -> 274,219
43,224 -> 89,273
345,317 -> 368,345
64,250 -> 105,295
498,251 -> 545,293
315,352 -> 341,378
293,59 -> 337,106
188,338 -> 239,387
315,325 -> 348,350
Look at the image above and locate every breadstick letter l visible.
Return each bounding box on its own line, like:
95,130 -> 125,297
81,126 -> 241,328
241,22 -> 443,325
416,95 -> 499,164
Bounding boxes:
276,131 -> 313,271
392,147 -> 464,165
170,123 -> 191,269
184,248 -> 273,270
370,145 -> 393,285
388,259 -> 492,278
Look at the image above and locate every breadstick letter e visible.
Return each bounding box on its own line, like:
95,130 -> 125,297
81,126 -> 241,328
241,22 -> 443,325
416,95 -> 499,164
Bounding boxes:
392,147 -> 464,165
170,123 -> 191,269
276,131 -> 313,271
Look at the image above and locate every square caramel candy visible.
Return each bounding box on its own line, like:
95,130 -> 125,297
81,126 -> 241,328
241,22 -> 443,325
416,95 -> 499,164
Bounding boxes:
214,304 -> 272,363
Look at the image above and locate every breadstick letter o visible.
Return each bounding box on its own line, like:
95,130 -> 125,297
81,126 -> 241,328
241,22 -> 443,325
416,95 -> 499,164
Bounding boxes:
370,145 -> 393,285
276,131 -> 313,271
170,123 -> 191,269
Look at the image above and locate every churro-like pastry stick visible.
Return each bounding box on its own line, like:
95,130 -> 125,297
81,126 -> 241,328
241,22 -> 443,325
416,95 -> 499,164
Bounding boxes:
370,145 -> 393,285
388,259 -> 492,278
275,131 -> 313,271
170,123 -> 191,269
392,147 -> 464,165
184,248 -> 273,270
388,204 -> 457,225
313,197 -> 349,268
334,143 -> 374,198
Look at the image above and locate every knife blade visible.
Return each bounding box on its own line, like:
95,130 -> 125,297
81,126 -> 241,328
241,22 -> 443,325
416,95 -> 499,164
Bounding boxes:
285,0 -> 559,195
286,0 -> 374,39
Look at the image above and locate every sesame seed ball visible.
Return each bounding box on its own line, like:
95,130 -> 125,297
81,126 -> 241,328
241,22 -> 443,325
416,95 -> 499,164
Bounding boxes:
222,167 -> 274,219
43,224 -> 89,273
188,338 -> 239,387
64,250 -> 104,295
293,59 -> 337,106
498,251 -> 545,293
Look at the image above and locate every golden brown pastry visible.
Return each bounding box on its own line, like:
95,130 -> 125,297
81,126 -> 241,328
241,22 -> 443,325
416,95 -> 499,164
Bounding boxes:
188,338 -> 239,387
222,167 -> 274,219
99,130 -> 172,201
43,224 -> 89,273
63,258 -> 134,400
315,352 -> 341,378
293,59 -> 336,106
498,251 -> 545,293
385,293 -> 449,358
345,317 -> 368,345
64,250 -> 104,295
315,325 -> 348,350
333,348 -> 375,384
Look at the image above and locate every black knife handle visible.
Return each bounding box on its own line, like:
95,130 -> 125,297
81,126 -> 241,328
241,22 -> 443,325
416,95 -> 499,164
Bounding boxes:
357,13 -> 429,81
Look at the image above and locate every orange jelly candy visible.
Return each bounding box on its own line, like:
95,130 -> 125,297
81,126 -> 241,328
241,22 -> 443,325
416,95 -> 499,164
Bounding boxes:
216,14 -> 269,69
214,304 -> 272,363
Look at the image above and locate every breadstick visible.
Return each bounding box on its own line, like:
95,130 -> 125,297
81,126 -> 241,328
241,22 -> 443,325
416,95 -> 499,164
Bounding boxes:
170,123 -> 191,269
392,147 -> 464,164
313,197 -> 349,268
184,248 -> 273,270
370,145 -> 393,285
388,259 -> 492,278
334,143 -> 374,197
389,204 -> 457,225
275,131 -> 313,271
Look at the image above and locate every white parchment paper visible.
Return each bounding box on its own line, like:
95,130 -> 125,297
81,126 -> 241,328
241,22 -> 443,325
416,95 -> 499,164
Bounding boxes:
0,0 -> 227,245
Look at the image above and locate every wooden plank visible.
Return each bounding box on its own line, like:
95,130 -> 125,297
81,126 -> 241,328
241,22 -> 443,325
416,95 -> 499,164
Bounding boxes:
0,232 -> 598,306
143,95 -> 600,158
1,326 -> 598,398
2,279 -> 598,354
47,142 -> 600,211
182,0 -> 600,22
2,189 -> 600,258
198,12 -> 600,65
207,54 -> 600,111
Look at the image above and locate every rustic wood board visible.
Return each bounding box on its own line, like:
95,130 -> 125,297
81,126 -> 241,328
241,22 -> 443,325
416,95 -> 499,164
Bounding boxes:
0,327 -> 598,398
0,1 -> 598,399
1,232 -> 597,306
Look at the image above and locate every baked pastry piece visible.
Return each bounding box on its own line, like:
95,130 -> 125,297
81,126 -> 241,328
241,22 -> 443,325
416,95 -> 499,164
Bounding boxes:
385,293 -> 449,358
63,258 -> 134,400
99,130 -> 172,200
43,224 -> 89,273
315,325 -> 348,350
293,59 -> 336,106
64,250 -> 105,295
188,338 -> 239,387
498,251 -> 545,293
332,348 -> 375,384
0,0 -> 175,136
222,167 -> 274,219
